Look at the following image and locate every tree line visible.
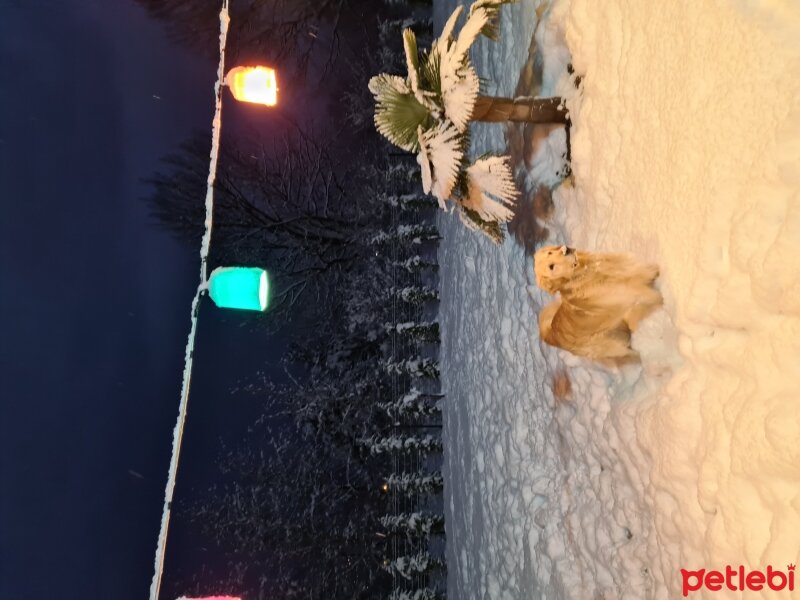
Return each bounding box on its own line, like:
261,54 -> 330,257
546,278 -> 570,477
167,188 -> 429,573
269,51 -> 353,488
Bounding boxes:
141,0 -> 446,597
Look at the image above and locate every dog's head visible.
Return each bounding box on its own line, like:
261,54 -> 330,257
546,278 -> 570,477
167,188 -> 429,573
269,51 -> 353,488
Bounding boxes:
534,245 -> 578,293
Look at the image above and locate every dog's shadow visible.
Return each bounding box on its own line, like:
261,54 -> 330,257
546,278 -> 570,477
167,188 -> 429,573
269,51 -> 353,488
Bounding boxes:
507,182 -> 555,254
504,26 -> 574,253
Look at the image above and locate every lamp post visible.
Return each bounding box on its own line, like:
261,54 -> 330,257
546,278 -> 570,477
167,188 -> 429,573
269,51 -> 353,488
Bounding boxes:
150,6 -> 285,600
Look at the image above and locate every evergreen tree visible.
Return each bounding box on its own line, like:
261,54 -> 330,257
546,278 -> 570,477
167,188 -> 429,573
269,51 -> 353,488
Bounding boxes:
384,552 -> 445,579
386,163 -> 422,184
378,16 -> 434,43
380,512 -> 445,539
371,224 -> 441,246
379,387 -> 443,419
386,471 -> 444,496
189,423 -> 392,598
385,321 -> 440,343
381,192 -> 439,211
363,434 -> 443,455
391,285 -> 439,304
388,589 -> 445,600
385,357 -> 440,379
395,256 -> 439,273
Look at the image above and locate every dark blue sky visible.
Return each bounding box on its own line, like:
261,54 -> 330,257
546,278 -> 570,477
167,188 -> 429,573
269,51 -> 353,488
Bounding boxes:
0,1 -> 284,596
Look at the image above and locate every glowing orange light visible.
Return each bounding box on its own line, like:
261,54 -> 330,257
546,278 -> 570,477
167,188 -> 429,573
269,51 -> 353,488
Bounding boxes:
225,66 -> 278,106
381,483 -> 390,492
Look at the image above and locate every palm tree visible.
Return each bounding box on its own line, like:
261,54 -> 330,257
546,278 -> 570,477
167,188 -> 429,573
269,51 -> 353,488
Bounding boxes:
369,0 -> 568,242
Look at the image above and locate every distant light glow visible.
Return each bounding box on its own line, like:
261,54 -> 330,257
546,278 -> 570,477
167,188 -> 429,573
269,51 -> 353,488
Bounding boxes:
225,66 -> 278,106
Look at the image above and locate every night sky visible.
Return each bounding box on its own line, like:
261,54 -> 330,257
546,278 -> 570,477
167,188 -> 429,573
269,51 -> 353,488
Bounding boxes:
0,0 -> 285,596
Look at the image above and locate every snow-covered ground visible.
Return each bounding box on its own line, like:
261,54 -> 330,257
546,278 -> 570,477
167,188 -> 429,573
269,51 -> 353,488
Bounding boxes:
437,0 -> 800,598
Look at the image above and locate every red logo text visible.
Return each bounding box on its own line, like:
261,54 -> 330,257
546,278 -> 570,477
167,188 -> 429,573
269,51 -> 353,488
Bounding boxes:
681,564 -> 795,596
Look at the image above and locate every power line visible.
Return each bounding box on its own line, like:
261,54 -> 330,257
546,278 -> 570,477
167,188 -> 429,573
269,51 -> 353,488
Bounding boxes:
148,3 -> 230,599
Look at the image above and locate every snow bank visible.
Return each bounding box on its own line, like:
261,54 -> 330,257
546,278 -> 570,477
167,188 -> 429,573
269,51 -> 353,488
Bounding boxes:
437,0 -> 800,598
560,0 -> 800,592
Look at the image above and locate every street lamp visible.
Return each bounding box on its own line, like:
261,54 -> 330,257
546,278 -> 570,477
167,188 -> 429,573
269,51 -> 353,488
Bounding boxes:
205,266 -> 269,312
224,66 -> 278,106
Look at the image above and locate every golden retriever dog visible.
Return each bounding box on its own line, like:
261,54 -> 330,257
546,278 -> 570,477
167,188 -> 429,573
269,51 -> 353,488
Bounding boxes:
534,245 -> 662,363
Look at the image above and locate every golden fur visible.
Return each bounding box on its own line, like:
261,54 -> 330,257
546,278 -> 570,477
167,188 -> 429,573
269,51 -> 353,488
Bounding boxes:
534,245 -> 662,363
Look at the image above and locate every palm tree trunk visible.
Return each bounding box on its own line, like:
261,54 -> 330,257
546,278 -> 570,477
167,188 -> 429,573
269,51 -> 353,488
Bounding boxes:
471,95 -> 569,124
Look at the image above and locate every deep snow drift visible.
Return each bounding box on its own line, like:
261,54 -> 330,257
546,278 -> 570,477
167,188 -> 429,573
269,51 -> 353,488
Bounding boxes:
436,0 -> 800,598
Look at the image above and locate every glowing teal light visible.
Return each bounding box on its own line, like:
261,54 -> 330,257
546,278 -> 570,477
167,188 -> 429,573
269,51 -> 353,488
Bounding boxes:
207,267 -> 269,311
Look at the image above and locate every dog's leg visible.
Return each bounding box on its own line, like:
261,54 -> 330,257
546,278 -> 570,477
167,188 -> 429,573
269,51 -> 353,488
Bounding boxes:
625,287 -> 663,331
598,349 -> 641,368
643,263 -> 660,284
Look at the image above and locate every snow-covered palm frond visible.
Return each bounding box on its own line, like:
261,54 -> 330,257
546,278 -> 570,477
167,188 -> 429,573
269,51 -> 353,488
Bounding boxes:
452,6 -> 492,63
457,204 -> 504,244
403,29 -> 420,93
368,72 -> 408,97
406,32 -> 440,115
419,48 -> 442,97
418,122 -> 463,203
415,126 -> 436,200
369,74 -> 431,152
433,4 -> 500,131
468,0 -> 518,40
462,155 -> 518,222
436,5 -> 464,55
440,58 -> 480,132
